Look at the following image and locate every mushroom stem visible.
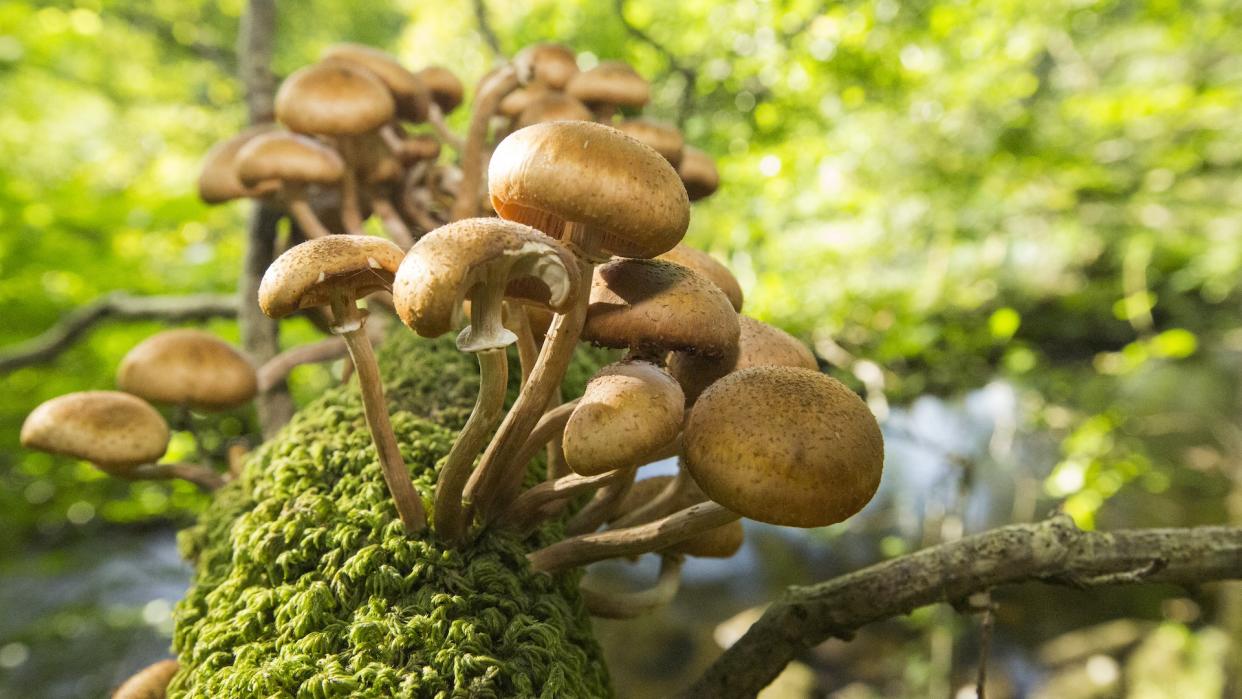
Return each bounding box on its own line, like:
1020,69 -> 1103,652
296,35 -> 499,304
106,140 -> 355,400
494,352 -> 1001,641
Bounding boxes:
449,65 -> 519,221
334,137 -> 367,234
436,347 -> 507,545
580,555 -> 684,619
610,460 -> 691,530
132,462 -> 226,491
256,318 -> 385,391
567,466 -> 637,535
329,294 -> 426,534
371,196 -> 416,249
502,468 -> 625,532
505,302 -> 539,386
593,104 -> 618,124
547,428 -> 569,480
427,103 -> 464,150
286,195 -> 334,239
528,501 -> 739,573
379,122 -> 406,153
226,441 -> 249,480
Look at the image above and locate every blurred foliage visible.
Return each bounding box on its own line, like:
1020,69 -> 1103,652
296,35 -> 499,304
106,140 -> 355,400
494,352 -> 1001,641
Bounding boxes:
2,0 -> 1241,570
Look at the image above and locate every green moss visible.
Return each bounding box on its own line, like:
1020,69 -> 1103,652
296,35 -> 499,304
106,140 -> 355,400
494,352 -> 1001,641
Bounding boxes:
171,333 -> 612,698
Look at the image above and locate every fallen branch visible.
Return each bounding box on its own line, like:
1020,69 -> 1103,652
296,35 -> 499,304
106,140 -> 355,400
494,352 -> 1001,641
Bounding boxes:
684,515 -> 1242,698
0,293 -> 238,373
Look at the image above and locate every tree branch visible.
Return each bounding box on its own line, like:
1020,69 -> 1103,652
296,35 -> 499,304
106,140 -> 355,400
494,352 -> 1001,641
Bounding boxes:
613,0 -> 696,125
684,515 -> 1242,698
0,293 -> 237,373
471,0 -> 502,57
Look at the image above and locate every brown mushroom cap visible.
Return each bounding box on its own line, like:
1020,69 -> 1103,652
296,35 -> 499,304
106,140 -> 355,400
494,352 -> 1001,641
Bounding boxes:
516,92 -> 594,128
584,258 -> 739,358
566,60 -> 650,109
489,121 -> 690,259
514,43 -> 579,89
616,475 -> 744,558
392,218 -> 580,350
685,366 -> 883,528
113,659 -> 179,699
656,243 -> 743,311
234,132 -> 346,188
563,361 -> 684,476
275,62 -> 395,136
678,145 -> 719,201
397,134 -> 442,164
669,315 -> 818,403
197,125 -> 277,204
117,330 -> 258,411
616,118 -> 685,167
321,43 -> 431,122
498,85 -> 549,119
416,65 -> 464,113
21,391 -> 170,472
259,234 -> 405,318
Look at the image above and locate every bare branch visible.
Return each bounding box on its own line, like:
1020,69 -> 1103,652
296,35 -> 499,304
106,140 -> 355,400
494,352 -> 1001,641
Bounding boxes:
472,0 -> 502,56
0,293 -> 237,373
684,516 -> 1242,698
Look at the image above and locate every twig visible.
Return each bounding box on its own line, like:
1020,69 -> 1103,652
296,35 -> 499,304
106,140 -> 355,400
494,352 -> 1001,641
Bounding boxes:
471,0 -> 502,56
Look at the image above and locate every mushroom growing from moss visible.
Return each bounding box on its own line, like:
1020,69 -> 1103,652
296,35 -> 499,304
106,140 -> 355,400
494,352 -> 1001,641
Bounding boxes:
656,243 -> 744,312
197,125 -> 278,205
513,42 -> 580,90
117,329 -> 257,412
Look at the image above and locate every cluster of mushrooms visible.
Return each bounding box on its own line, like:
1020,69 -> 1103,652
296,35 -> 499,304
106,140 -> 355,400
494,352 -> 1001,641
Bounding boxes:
22,41 -> 883,694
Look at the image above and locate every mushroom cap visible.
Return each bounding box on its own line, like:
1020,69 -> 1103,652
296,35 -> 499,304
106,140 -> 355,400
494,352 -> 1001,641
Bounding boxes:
516,92 -> 594,128
113,659 -> 179,699
669,315 -> 818,403
584,258 -> 739,358
498,85 -> 549,119
566,60 -> 650,109
234,132 -> 346,188
489,121 -> 689,259
514,43 -> 579,89
616,118 -> 685,167
563,360 -> 684,476
678,145 -> 719,201
321,43 -> 431,122
392,218 -> 580,351
197,125 -> 277,204
275,62 -> 395,135
117,330 -> 258,411
21,391 -> 170,471
616,475 -> 744,558
259,234 -> 405,318
656,243 -> 743,311
416,65 -> 464,113
397,134 -> 442,164
685,366 -> 883,528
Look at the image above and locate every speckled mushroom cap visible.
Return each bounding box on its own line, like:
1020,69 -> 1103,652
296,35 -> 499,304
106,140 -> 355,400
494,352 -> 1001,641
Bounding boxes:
116,329 -> 258,411
513,43 -> 579,89
197,125 -> 277,204
616,475 -> 744,558
488,121 -> 690,259
392,218 -> 580,351
234,132 -> 346,188
669,315 -> 818,403
498,85 -> 550,119
566,61 -> 650,110
685,366 -> 883,528
112,659 -> 179,699
321,43 -> 431,122
516,93 -> 593,128
259,235 -> 405,319
416,65 -> 464,113
20,391 -> 170,472
562,360 -> 684,476
678,146 -> 719,201
275,62 -> 395,136
616,119 -> 685,168
584,258 -> 739,358
656,243 -> 743,311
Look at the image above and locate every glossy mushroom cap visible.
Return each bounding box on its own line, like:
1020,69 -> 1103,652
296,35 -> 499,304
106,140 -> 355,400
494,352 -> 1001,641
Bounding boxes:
669,315 -> 818,404
685,366 -> 883,528
489,121 -> 690,259
514,43 -> 579,89
275,62 -> 395,136
656,243 -> 743,311
516,93 -> 594,128
117,330 -> 258,411
234,132 -> 346,188
416,65 -> 464,113
616,476 -> 744,558
259,234 -> 405,319
678,146 -> 719,201
392,218 -> 580,351
21,391 -> 170,472
584,258 -> 739,358
616,119 -> 685,167
563,360 -> 684,476
197,125 -> 277,204
321,43 -> 431,122
566,61 -> 650,110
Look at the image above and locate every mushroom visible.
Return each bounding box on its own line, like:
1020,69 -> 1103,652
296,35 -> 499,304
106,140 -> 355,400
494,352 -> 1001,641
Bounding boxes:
392,218 -> 579,543
616,118 -> 685,167
321,43 -> 432,126
415,64 -> 465,149
197,124 -> 278,205
656,243 -> 743,311
579,554 -> 684,619
498,84 -> 550,121
565,60 -> 650,122
611,475 -> 743,559
234,131 -> 346,239
117,329 -> 257,412
112,659 -> 179,699
669,314 -> 817,405
448,64 -> 522,221
563,361 -> 683,477
678,145 -> 719,202
515,92 -> 594,129
466,121 -> 689,521
513,43 -> 580,90
21,392 -> 223,490
259,235 -> 426,533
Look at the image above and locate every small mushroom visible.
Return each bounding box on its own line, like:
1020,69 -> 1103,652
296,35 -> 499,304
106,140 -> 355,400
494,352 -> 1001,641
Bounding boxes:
678,145 -> 719,201
234,131 -> 346,239
117,329 -> 257,412
112,658 -> 179,699
656,243 -> 743,311
563,361 -> 683,477
612,475 -> 743,559
197,125 -> 278,204
669,315 -> 817,405
565,61 -> 650,122
498,84 -> 550,120
616,118 -> 685,167
513,43 -> 580,90
259,235 -> 426,534
321,43 -> 432,124
515,92 -> 594,129
415,64 -> 465,149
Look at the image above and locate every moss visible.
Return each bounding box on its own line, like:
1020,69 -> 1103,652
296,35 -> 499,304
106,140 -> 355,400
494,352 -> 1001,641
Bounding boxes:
171,332 -> 612,698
